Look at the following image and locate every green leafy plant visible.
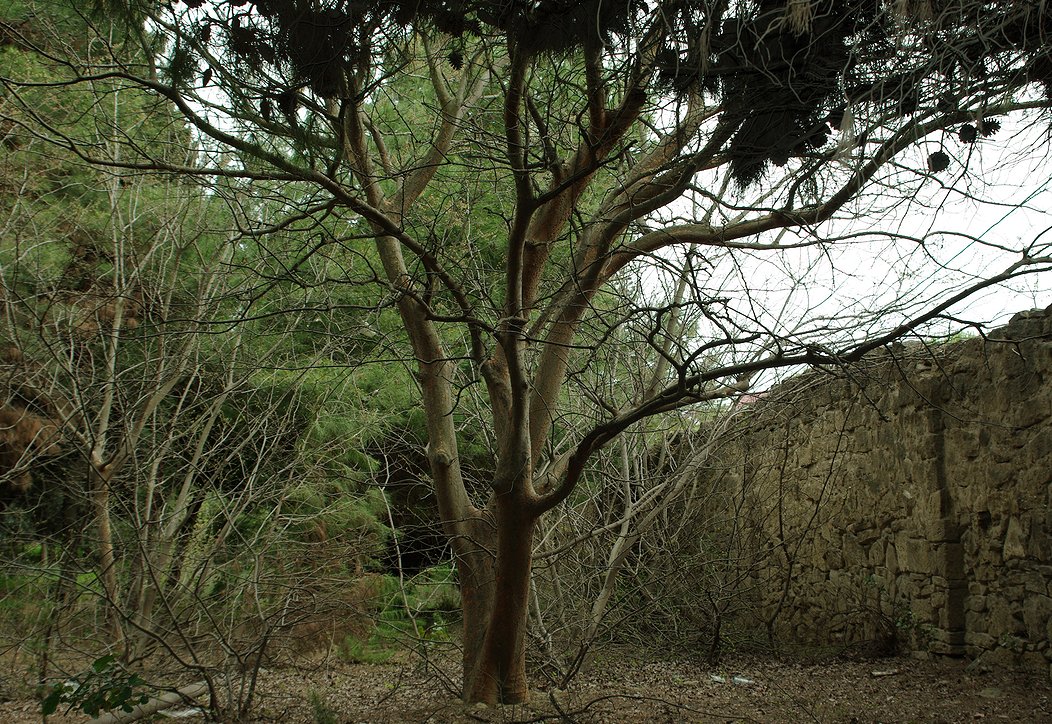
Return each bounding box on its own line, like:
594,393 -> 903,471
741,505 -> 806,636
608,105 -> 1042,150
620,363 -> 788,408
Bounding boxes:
337,630 -> 397,664
41,655 -> 149,717
337,566 -> 459,664
308,689 -> 338,724
998,633 -> 1025,653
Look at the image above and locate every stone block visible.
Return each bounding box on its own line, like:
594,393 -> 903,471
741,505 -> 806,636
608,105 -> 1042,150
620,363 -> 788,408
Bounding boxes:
1024,571 -> 1048,595
828,568 -> 849,589
933,542 -> 965,579
699,323 -> 1052,664
911,596 -> 934,624
987,598 -> 1026,638
1029,428 -> 1052,464
1008,387 -> 1046,429
929,628 -> 966,655
977,544 -> 1004,572
967,612 -> 989,637
922,489 -> 944,519
939,596 -> 967,631
992,445 -> 1014,465
966,631 -> 997,650
886,544 -> 898,575
966,506 -> 995,534
1004,517 -> 1029,560
901,489 -> 917,516
853,526 -> 880,546
796,445 -> 816,468
972,566 -> 996,590
928,517 -> 963,543
841,534 -> 864,566
1027,522 -> 1052,561
824,548 -> 844,569
973,647 -> 1019,669
903,539 -> 931,573
1024,594 -> 1052,640
946,427 -> 980,460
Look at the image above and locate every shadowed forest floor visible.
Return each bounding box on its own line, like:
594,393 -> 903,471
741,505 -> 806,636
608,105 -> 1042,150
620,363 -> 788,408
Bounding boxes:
5,649 -> 1051,722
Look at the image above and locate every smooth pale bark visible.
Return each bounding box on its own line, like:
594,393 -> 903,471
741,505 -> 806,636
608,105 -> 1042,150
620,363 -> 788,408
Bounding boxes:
88,682 -> 208,724
461,493 -> 536,705
89,461 -> 123,647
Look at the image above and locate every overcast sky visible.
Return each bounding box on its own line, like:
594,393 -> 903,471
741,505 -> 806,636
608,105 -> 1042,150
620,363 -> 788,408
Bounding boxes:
640,108 -> 1052,361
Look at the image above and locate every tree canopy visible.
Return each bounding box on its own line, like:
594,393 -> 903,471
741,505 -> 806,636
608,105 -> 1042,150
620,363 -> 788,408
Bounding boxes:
161,0 -> 1052,187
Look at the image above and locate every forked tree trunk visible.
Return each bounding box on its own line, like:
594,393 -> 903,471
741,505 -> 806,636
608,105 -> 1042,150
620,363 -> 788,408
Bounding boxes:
460,495 -> 536,705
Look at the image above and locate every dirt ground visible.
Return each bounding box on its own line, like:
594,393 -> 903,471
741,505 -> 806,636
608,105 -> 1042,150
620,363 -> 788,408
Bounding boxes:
4,649 -> 1051,723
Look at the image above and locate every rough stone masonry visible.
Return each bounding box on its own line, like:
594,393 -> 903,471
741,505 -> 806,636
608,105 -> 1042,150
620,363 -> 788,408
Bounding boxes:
710,306 -> 1052,677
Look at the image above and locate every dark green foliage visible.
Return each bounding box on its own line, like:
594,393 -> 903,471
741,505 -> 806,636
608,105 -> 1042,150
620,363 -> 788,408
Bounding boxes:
137,0 -> 1052,189
338,564 -> 459,663
651,1 -> 1052,187
165,41 -> 195,86
649,1 -> 887,186
41,656 -> 149,718
308,690 -> 339,724
203,0 -> 647,96
716,4 -> 870,186
825,106 -> 845,130
0,0 -> 408,696
272,8 -> 352,96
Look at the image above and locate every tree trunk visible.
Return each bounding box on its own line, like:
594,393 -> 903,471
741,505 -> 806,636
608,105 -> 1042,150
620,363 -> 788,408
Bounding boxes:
461,495 -> 536,705
90,465 -> 123,648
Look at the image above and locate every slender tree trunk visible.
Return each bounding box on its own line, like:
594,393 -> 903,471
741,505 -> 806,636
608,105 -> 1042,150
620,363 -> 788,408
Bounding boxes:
461,493 -> 536,705
90,464 -> 123,647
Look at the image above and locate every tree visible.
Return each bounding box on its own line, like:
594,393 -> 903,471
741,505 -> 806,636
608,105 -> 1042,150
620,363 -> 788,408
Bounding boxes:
0,10 -> 396,713
6,0 -> 1052,705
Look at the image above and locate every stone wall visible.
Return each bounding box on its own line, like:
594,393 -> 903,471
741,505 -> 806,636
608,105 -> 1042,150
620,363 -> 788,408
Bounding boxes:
713,307 -> 1052,672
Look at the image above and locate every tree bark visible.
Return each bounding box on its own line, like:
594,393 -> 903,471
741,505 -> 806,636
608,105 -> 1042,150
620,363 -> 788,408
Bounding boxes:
461,493 -> 536,705
88,681 -> 207,724
90,463 -> 123,648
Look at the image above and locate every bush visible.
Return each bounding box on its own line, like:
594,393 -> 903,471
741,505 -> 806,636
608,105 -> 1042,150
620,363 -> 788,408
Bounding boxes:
40,655 -> 149,718
336,564 -> 459,663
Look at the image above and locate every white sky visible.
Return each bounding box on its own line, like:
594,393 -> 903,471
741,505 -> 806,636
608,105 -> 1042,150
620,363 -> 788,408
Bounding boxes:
641,109 -> 1052,363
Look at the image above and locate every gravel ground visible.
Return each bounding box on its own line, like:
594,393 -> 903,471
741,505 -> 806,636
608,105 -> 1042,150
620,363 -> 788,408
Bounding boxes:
4,649 -> 1050,723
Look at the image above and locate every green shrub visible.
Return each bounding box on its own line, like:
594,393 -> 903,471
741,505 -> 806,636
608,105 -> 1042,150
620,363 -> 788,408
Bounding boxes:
308,689 -> 338,724
40,655 -> 149,718
336,565 -> 460,663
